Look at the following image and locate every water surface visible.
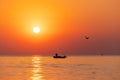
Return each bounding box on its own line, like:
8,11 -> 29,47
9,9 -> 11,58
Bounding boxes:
0,56 -> 120,80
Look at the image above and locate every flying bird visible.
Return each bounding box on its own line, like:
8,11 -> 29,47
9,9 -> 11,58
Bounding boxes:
85,36 -> 90,39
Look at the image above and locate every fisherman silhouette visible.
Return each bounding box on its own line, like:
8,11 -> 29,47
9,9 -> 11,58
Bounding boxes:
55,53 -> 58,56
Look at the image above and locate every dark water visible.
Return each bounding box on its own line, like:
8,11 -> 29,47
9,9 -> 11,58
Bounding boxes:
0,56 -> 120,80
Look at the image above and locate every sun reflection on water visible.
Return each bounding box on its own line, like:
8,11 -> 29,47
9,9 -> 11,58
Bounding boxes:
31,56 -> 43,80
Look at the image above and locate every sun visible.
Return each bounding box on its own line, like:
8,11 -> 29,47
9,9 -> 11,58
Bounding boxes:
33,26 -> 40,34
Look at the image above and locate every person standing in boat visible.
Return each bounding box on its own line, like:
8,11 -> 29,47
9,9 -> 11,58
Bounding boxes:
55,53 -> 58,57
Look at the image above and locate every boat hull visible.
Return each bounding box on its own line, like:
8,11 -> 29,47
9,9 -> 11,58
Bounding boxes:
53,56 -> 66,58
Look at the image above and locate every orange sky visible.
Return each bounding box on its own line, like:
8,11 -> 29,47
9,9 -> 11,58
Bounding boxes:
0,0 -> 120,55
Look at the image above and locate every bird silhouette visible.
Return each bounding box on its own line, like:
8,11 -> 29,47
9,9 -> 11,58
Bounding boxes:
85,36 -> 90,39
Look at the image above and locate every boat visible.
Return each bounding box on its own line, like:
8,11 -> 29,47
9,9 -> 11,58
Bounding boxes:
53,53 -> 67,58
53,55 -> 66,58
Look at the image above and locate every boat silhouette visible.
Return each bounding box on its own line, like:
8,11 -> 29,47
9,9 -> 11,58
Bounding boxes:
53,53 -> 66,58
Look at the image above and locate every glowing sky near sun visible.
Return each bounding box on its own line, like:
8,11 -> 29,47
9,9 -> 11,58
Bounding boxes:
0,0 -> 120,55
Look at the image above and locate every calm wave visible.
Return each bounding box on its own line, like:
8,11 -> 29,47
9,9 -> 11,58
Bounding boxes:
0,56 -> 120,80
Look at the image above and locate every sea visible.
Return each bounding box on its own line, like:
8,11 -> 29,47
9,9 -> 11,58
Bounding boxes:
0,55 -> 120,80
